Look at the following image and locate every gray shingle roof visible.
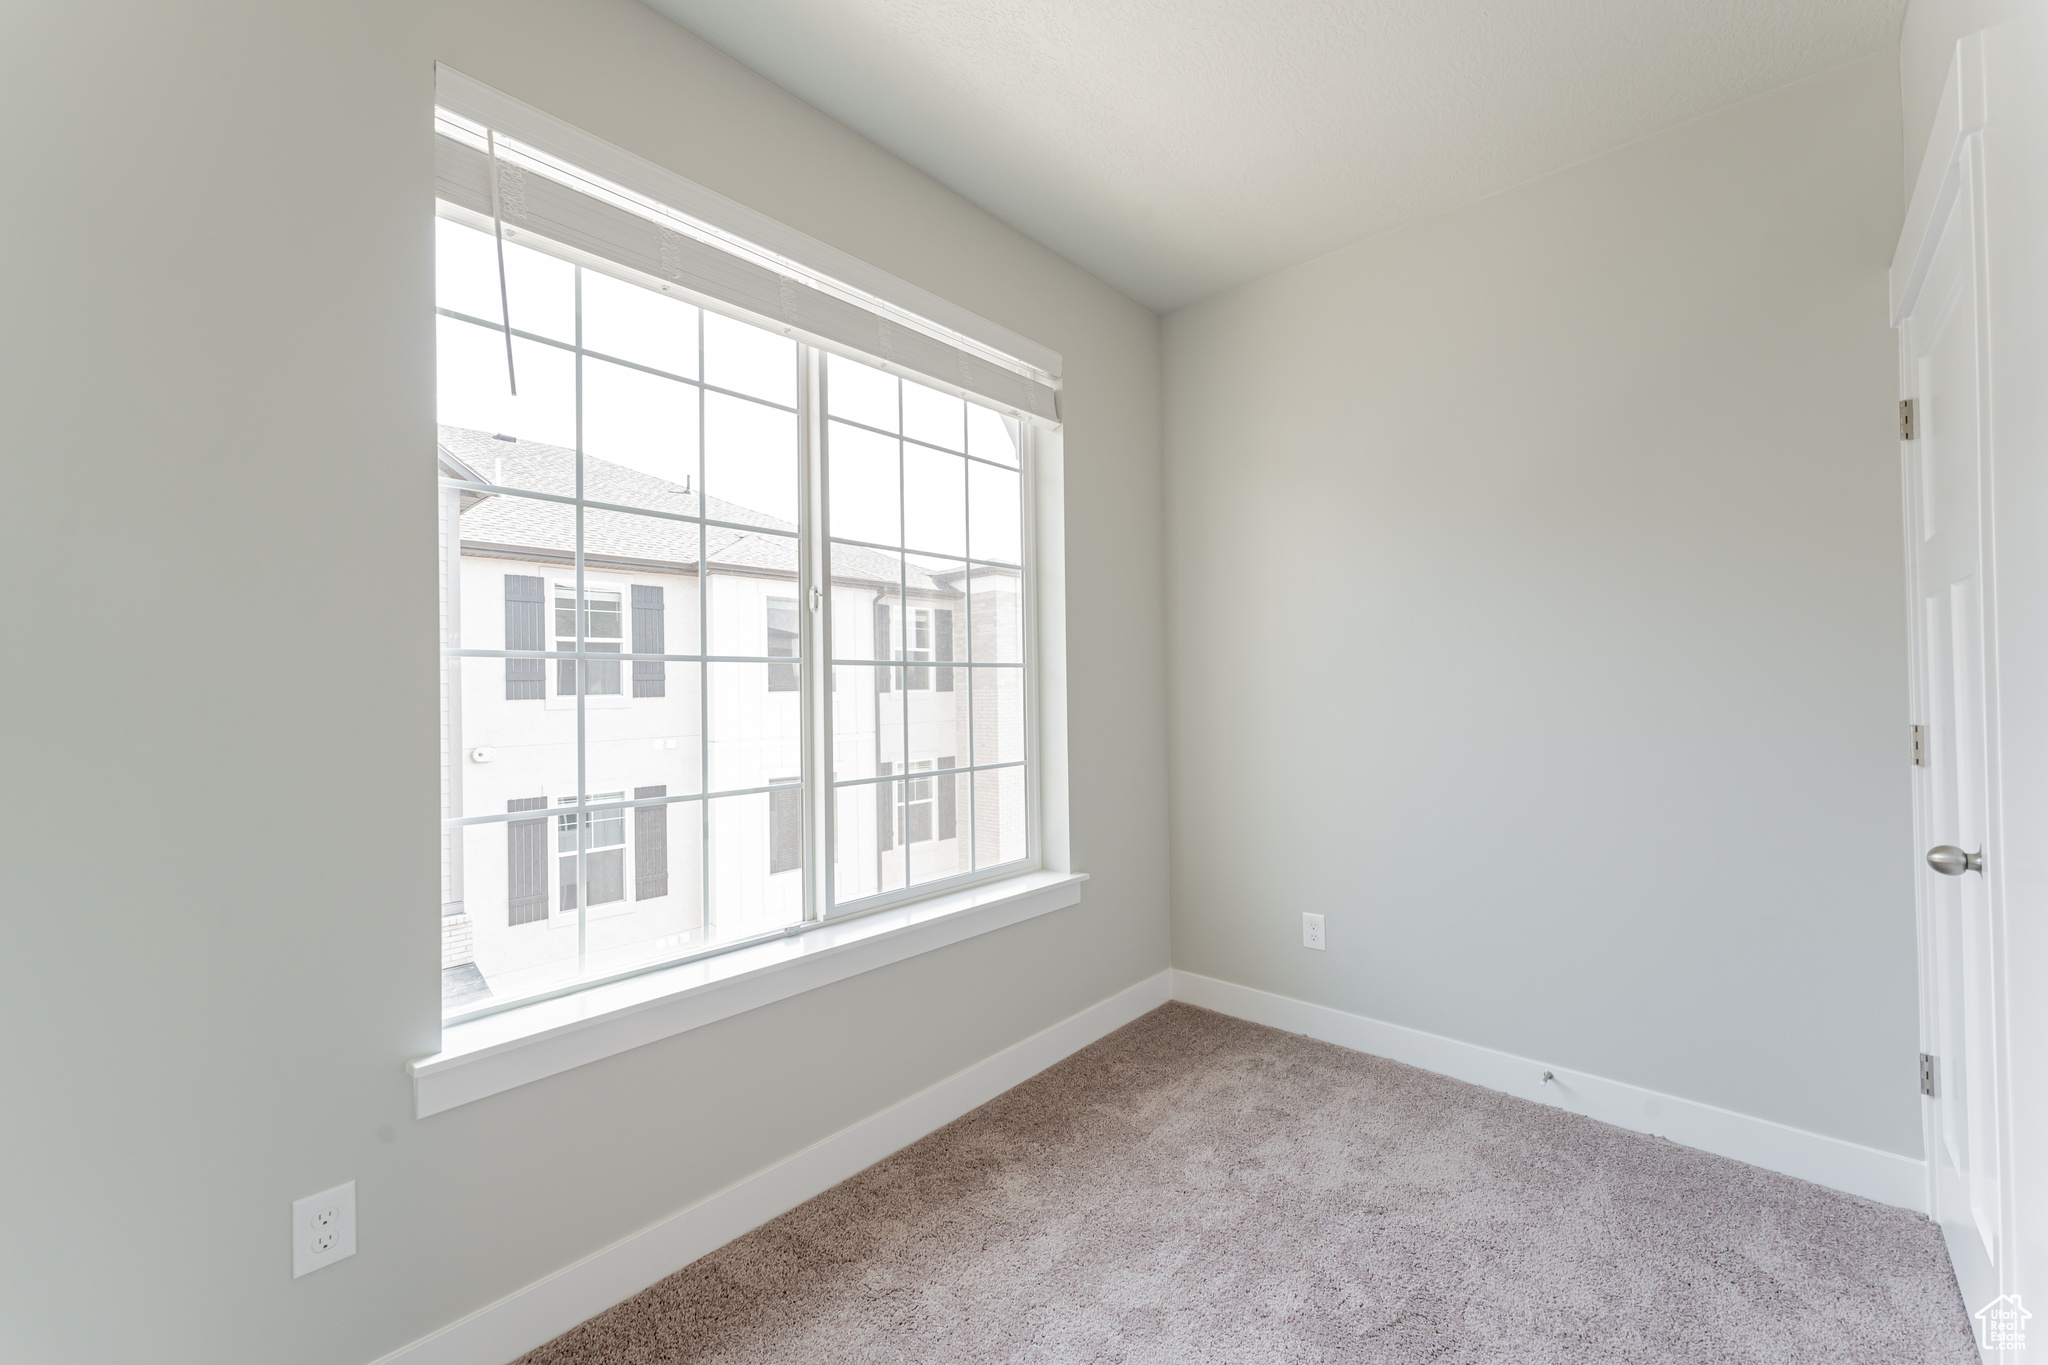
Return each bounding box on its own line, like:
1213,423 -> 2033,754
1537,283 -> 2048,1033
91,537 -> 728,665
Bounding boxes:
440,426 -> 949,592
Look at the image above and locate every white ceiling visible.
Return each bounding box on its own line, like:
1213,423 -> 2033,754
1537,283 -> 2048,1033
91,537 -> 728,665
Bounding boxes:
643,0 -> 1905,312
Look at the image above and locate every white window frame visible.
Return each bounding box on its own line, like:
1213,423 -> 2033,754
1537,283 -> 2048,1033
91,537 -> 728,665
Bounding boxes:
546,577 -> 629,710
418,68 -> 1080,1117
904,606 -> 932,691
553,791 -> 630,926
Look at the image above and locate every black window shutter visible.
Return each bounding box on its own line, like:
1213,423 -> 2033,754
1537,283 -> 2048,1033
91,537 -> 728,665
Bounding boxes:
632,585 -> 666,698
634,785 -> 668,900
877,760 -> 894,851
506,797 -> 548,924
769,784 -> 801,874
937,756 -> 956,840
935,609 -> 954,692
874,602 -> 892,692
504,576 -> 545,700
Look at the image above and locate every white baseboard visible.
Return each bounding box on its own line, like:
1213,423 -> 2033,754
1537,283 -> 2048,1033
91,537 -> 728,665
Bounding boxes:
373,965 -> 1927,1365
1170,969 -> 1927,1214
371,969 -> 1174,1365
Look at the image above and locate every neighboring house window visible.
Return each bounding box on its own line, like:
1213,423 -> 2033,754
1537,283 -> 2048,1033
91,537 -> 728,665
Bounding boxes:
556,586 -> 622,696
434,99 -> 1045,1019
769,779 -> 801,873
905,760 -> 935,841
905,608 -> 932,690
558,793 -> 626,911
892,758 -> 956,844
767,597 -> 798,692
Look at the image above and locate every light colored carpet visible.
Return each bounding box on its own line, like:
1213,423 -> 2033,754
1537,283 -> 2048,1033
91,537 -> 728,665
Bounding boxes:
520,1002 -> 1976,1363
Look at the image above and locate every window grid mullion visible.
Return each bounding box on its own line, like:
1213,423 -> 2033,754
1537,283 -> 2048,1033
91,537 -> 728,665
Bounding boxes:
822,530 -> 1017,571
825,658 -> 1022,668
436,477 -> 797,540
812,347 -> 836,918
897,377 -> 911,894
832,760 -> 1021,789
437,306 -> 799,415
448,649 -> 790,664
697,304 -> 711,950
447,782 -> 811,832
573,265 -> 589,973
793,342 -> 812,922
965,459 -> 977,871
826,409 -> 1021,473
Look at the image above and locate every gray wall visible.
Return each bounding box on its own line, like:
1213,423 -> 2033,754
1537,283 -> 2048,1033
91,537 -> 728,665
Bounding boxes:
0,3 -> 1166,1363
1163,55 -> 1918,1155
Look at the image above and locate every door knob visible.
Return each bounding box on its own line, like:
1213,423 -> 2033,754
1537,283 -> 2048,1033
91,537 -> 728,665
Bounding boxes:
1927,845 -> 1983,876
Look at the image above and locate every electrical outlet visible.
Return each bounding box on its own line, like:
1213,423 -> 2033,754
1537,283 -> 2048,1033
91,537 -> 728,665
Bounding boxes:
292,1181 -> 356,1278
1302,912 -> 1325,951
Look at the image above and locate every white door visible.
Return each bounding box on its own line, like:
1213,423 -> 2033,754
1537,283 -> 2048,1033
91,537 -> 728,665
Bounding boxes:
1896,34 -> 2007,1323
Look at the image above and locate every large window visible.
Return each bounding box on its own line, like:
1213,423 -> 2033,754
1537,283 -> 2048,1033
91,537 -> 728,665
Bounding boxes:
434,152 -> 1041,1018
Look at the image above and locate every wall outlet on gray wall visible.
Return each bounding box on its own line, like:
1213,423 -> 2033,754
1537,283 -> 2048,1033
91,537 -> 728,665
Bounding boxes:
292,1181 -> 356,1278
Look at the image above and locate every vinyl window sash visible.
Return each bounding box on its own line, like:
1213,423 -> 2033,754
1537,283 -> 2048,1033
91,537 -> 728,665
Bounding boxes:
811,356 -> 1038,920
436,476 -> 800,543
442,335 -> 1037,1022
557,790 -> 627,916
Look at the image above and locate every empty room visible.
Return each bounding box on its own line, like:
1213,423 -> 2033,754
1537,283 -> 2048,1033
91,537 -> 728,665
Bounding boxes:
6,0 -> 2047,1361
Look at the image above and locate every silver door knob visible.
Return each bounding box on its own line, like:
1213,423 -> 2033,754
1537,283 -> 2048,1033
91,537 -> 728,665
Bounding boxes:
1927,845 -> 1983,876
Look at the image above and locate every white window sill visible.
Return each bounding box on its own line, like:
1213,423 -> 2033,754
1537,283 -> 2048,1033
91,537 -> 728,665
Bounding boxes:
410,870 -> 1088,1117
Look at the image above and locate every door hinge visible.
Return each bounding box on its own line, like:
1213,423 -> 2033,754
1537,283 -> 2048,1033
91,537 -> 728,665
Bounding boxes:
1900,398 -> 1917,441
1921,1052 -> 1938,1098
1911,723 -> 1927,767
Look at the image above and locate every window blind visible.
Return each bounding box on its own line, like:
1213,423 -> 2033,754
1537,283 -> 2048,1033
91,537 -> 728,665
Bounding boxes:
434,68 -> 1062,427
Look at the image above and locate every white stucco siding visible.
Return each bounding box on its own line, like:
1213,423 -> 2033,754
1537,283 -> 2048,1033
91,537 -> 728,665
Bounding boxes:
445,551 -> 1003,996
